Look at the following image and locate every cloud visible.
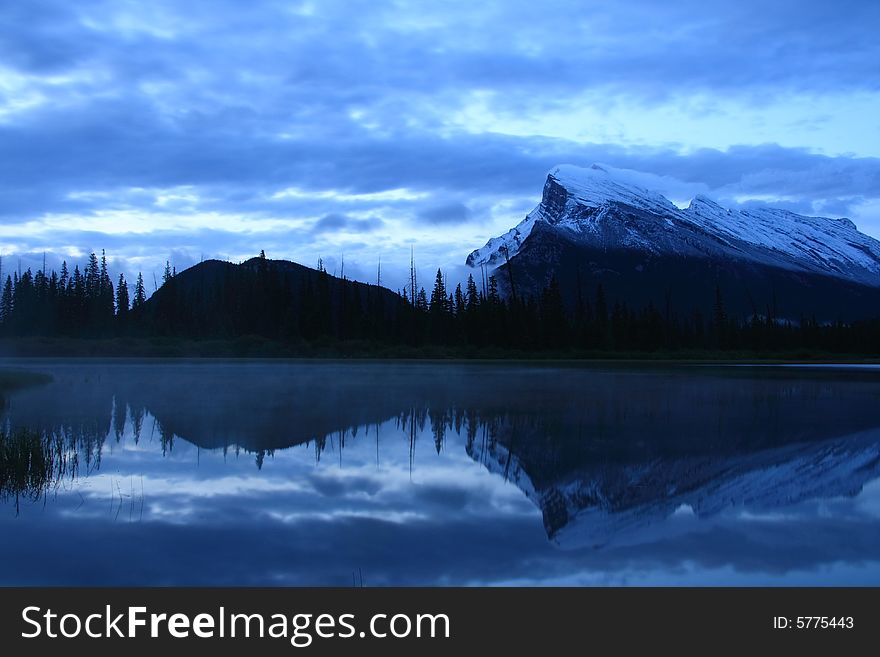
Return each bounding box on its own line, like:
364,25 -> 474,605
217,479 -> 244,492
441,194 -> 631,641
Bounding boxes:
0,0 -> 877,292
417,202 -> 472,225
311,213 -> 384,234
311,213 -> 348,233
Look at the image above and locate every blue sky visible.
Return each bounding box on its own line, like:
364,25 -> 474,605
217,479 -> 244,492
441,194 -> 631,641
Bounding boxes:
1,0 -> 878,292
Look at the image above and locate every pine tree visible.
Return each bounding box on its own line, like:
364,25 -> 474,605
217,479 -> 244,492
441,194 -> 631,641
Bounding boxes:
415,287 -> 428,311
429,269 -> 447,313
133,272 -> 146,309
453,283 -> 464,316
0,275 -> 13,327
98,249 -> 115,330
59,261 -> 69,290
465,274 -> 479,313
100,250 -> 109,288
463,274 -> 481,344
12,269 -> 35,333
487,276 -> 500,305
71,265 -> 85,325
409,248 -> 417,307
85,252 -> 100,300
34,268 -> 47,295
116,273 -> 130,317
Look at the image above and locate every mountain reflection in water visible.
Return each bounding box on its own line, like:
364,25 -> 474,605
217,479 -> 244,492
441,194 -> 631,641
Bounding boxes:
1,360 -> 879,585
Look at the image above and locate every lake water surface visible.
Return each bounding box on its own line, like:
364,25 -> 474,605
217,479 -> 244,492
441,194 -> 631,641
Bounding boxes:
1,359 -> 879,586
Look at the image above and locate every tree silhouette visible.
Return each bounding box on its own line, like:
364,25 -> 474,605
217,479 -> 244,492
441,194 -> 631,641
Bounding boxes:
0,276 -> 13,329
132,273 -> 147,310
116,273 -> 130,320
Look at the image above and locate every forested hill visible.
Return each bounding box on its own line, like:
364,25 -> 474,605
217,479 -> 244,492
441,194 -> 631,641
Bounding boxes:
136,255 -> 410,342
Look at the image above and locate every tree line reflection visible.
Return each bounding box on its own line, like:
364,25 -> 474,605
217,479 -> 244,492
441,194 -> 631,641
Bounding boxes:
2,363 -> 880,544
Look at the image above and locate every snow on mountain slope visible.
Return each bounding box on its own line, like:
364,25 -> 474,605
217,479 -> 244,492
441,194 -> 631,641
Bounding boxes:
467,164 -> 880,287
685,194 -> 880,285
550,163 -> 680,215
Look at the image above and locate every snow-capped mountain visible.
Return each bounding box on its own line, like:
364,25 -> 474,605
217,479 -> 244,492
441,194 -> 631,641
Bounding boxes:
467,164 -> 880,320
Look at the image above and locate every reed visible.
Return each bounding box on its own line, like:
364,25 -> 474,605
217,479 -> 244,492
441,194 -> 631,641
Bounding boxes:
0,427 -> 77,504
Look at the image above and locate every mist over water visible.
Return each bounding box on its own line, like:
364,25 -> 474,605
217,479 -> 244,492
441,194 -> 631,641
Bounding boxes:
1,360 -> 879,586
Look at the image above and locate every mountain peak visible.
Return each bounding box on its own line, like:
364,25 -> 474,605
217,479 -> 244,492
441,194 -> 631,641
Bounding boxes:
467,164 -> 880,289
466,164 -> 684,268
545,163 -> 678,215
688,194 -> 725,211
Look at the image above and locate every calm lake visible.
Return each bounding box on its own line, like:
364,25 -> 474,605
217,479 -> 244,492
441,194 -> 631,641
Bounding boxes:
1,359 -> 879,586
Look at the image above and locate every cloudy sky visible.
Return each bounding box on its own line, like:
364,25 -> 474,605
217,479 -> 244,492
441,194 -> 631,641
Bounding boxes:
1,0 -> 878,292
